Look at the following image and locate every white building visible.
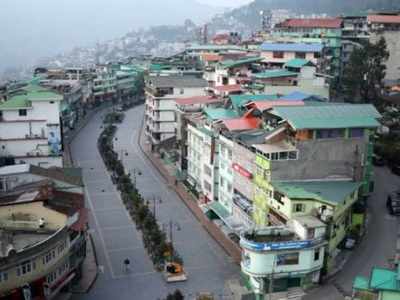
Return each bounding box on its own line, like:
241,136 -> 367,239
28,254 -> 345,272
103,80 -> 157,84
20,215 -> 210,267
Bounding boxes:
240,216 -> 327,297
145,75 -> 207,148
186,123 -> 218,204
0,84 -> 64,168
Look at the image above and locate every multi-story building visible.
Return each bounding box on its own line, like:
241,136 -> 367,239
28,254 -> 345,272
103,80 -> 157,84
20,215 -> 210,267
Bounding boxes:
175,96 -> 223,173
240,216 -> 327,297
91,66 -> 117,104
252,104 -> 380,269
0,165 -> 87,300
145,75 -> 207,149
260,42 -> 323,67
274,18 -> 343,77
0,82 -> 64,168
367,13 -> 400,81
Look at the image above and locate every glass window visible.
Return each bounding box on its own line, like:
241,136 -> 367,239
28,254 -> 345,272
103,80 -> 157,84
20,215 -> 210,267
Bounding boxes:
0,272 -> 8,282
273,51 -> 284,59
277,253 -> 299,266
271,153 -> 279,160
293,203 -> 305,213
289,151 -> 298,160
19,109 -> 27,116
228,149 -> 233,160
295,52 -> 306,59
314,248 -> 321,261
349,128 -> 364,138
279,152 -> 288,160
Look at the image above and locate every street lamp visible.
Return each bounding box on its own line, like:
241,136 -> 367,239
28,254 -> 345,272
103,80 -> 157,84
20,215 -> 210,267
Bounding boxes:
162,220 -> 181,247
146,195 -> 162,218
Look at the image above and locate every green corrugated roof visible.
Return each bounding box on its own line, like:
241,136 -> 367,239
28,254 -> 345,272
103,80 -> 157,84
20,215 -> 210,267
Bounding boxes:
230,94 -> 280,110
203,108 -> 240,120
271,104 -> 381,129
370,268 -> 400,292
253,70 -> 298,79
0,96 -> 31,110
284,58 -> 314,68
271,181 -> 362,206
209,201 -> 230,219
220,57 -> 263,69
353,276 -> 370,290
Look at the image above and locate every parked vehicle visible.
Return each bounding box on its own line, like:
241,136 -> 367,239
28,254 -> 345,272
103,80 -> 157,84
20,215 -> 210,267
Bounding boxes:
387,190 -> 400,215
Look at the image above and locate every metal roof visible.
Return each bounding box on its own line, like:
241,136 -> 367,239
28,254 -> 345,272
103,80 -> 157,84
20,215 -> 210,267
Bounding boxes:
270,104 -> 381,129
368,15 -> 400,24
230,94 -> 280,110
220,57 -> 263,69
277,18 -> 343,29
253,70 -> 298,79
284,59 -> 315,68
203,108 -> 240,121
223,116 -> 261,131
261,42 -> 323,53
272,181 -> 362,206
148,75 -> 207,88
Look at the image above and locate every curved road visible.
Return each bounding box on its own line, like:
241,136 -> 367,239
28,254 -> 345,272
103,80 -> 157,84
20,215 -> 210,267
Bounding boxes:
70,105 -> 239,300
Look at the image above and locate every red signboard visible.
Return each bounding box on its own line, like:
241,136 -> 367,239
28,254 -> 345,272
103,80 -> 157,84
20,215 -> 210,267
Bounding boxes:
232,163 -> 253,179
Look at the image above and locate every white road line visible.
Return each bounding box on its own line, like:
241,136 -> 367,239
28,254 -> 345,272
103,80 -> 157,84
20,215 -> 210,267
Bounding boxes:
80,162 -> 117,279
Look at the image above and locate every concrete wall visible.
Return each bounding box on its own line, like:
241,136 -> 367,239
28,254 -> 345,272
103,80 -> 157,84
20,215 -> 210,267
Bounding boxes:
261,51 -> 318,64
232,141 -> 256,201
218,136 -> 234,213
242,245 -> 324,277
370,31 -> 400,81
270,137 -> 367,181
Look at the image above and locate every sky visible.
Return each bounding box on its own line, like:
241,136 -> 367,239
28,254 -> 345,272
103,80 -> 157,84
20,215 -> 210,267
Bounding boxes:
0,0 -> 252,72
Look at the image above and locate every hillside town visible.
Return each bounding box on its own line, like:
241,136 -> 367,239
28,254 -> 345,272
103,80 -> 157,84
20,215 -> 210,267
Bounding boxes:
1,8 -> 400,300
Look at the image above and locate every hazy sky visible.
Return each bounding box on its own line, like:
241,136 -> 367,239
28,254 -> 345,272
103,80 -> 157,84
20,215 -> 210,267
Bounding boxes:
0,0 -> 252,72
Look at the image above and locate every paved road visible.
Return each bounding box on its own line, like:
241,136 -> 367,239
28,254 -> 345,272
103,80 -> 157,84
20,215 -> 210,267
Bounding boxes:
70,105 -> 239,300
305,166 -> 400,299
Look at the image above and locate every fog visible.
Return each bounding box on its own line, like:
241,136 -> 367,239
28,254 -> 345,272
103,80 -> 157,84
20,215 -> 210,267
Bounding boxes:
0,0 -> 244,71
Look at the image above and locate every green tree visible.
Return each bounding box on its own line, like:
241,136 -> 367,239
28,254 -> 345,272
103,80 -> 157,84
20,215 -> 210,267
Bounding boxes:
343,37 -> 389,103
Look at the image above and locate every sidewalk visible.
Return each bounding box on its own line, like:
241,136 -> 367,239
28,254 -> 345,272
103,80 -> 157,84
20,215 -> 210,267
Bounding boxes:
137,125 -> 242,264
71,234 -> 98,294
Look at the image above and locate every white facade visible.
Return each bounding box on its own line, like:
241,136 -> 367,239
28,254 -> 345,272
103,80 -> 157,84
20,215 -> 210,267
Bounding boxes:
240,217 -> 327,294
217,135 -> 234,213
0,98 -> 63,168
145,77 -> 207,146
261,51 -> 319,65
187,124 -> 218,203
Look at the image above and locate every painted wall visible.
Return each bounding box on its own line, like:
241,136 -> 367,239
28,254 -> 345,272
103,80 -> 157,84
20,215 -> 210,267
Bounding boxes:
261,51 -> 318,64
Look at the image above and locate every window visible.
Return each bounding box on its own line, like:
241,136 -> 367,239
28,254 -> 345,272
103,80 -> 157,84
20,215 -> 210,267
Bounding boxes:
220,178 -> 225,188
17,260 -> 35,276
273,191 -> 284,205
349,128 -> 364,138
19,109 -> 27,116
180,88 -> 184,94
43,249 -> 56,265
227,183 -> 232,193
295,52 -> 306,59
227,149 -> 233,160
279,152 -> 288,160
293,203 -> 305,213
0,272 -> 8,282
314,248 -> 321,261
316,129 -> 345,139
314,52 -> 321,59
289,151 -> 298,160
273,51 -> 284,59
47,271 -> 57,284
277,253 -> 299,266
204,165 -> 212,177
204,180 -> 212,192
271,153 -> 279,161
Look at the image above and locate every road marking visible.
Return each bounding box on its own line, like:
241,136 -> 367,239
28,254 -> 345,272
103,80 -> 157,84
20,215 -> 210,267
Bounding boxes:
81,164 -> 117,279
112,270 -> 157,280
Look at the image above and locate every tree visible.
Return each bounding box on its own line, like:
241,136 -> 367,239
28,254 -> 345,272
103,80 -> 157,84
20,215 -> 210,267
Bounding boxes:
343,37 -> 389,103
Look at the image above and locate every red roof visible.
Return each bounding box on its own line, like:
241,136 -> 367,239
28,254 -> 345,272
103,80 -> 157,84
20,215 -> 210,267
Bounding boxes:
368,15 -> 400,24
214,84 -> 242,93
201,53 -> 222,62
175,96 -> 221,106
212,33 -> 230,41
278,18 -> 342,29
247,100 -> 305,112
223,116 -> 262,131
